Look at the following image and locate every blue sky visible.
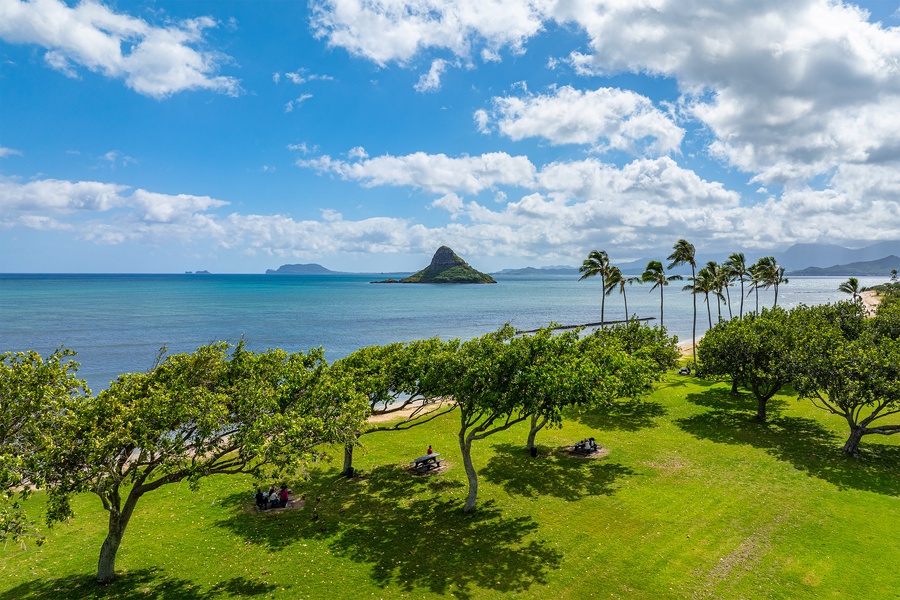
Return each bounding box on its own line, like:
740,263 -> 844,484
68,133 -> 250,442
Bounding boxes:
1,0 -> 899,273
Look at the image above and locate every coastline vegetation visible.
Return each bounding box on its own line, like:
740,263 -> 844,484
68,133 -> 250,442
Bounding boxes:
2,242 -> 899,596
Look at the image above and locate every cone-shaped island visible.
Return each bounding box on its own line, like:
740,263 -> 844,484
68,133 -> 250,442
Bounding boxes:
373,246 -> 496,284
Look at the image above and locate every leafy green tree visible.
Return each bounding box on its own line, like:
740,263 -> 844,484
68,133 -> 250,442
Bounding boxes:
698,309 -> 793,422
838,277 -> 862,302
0,349 -> 89,546
331,339 -> 453,476
579,250 -> 613,325
40,343 -> 367,582
592,320 -> 680,374
642,260 -> 682,329
791,306 -> 900,455
724,252 -> 749,318
668,239 -> 697,363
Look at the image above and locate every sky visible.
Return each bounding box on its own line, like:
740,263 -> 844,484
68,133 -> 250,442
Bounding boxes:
1,0 -> 899,274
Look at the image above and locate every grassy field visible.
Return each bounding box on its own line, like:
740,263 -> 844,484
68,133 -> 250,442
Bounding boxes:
1,374 -> 898,599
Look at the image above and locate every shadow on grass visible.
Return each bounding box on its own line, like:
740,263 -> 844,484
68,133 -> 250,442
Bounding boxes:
481,443 -> 635,501
567,399 -> 667,432
0,569 -> 277,600
215,465 -> 562,599
677,389 -> 900,497
685,387 -> 790,417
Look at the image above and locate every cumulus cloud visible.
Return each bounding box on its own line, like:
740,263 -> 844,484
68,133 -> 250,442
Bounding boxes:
0,0 -> 240,98
481,85 -> 684,155
0,146 -> 23,158
309,0 -> 549,65
297,151 -> 538,194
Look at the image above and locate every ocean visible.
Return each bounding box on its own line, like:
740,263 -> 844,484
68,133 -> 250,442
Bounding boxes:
0,273 -> 887,392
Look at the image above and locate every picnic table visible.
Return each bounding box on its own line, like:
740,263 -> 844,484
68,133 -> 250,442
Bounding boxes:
413,452 -> 442,470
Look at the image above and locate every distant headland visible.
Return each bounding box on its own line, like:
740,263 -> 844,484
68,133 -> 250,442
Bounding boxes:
372,246 -> 496,284
266,263 -> 337,275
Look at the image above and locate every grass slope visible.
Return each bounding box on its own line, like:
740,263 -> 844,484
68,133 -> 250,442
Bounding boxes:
1,374 -> 897,599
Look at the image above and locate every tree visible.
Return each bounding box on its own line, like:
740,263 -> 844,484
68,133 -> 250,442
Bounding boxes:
838,277 -> 862,302
754,256 -> 789,308
523,324 -> 669,456
331,339 -> 453,477
890,269 -> 898,283
642,260 -> 682,329
697,309 -> 793,422
0,349 -> 89,546
605,266 -> 635,321
791,305 -> 900,455
668,239 -> 697,363
724,253 -> 749,319
690,265 -> 717,329
435,326 -> 529,512
40,343 -> 367,582
579,250 -> 612,325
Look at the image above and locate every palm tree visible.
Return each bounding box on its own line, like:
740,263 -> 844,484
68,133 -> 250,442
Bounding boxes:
667,239 -> 697,363
891,269 -> 898,283
690,266 -> 716,329
724,252 -> 749,318
642,260 -> 682,328
754,256 -> 789,307
579,250 -> 612,325
748,259 -> 765,314
704,261 -> 726,322
838,277 -> 862,302
605,266 -> 634,321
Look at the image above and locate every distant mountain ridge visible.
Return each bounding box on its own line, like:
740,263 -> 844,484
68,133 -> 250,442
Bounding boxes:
266,263 -> 337,274
788,255 -> 900,276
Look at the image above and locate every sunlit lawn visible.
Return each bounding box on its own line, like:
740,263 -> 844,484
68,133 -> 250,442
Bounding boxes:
1,373 -> 897,599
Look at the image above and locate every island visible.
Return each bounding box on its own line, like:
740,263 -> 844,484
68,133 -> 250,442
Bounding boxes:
372,246 -> 496,284
266,263 -> 336,274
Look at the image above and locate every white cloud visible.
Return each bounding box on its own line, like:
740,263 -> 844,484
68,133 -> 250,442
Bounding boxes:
297,151 -> 537,194
309,0 -> 549,65
0,146 -> 23,158
482,85 -> 684,155
285,94 -> 313,112
0,0 -> 240,98
414,59 -> 450,92
284,69 -> 334,84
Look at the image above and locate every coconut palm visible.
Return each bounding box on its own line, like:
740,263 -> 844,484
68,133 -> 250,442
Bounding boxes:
605,266 -> 632,321
838,277 -> 862,302
891,269 -> 898,283
667,239 -> 697,363
642,260 -> 682,328
579,250 -> 612,325
724,252 -> 749,318
704,261 -> 727,322
754,256 -> 789,308
689,266 -> 717,329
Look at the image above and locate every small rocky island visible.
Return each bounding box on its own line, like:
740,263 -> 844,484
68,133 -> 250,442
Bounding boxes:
373,246 -> 496,284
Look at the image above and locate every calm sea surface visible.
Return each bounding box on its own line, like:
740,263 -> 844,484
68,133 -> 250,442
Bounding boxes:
0,273 -> 886,391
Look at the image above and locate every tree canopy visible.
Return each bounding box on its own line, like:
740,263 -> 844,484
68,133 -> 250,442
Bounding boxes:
38,343 -> 368,582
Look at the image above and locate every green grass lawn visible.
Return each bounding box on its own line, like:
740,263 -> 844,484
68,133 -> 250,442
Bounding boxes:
2,374 -> 898,599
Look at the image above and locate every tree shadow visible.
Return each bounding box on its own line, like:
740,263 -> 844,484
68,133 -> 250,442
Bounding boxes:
0,569 -> 277,600
676,390 -> 900,497
567,399 -> 667,432
481,443 -> 636,501
684,387 -> 789,416
215,465 -> 562,598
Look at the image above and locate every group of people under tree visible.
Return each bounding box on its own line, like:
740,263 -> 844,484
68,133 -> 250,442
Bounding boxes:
255,484 -> 291,511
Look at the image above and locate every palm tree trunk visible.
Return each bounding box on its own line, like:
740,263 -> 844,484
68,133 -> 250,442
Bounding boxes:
705,294 -> 712,329
623,289 -> 629,322
659,287 -> 664,328
739,279 -> 744,319
691,266 -> 697,364
600,275 -> 606,326
725,286 -> 733,320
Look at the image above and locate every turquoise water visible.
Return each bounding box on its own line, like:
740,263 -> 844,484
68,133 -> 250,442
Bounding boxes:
0,273 -> 886,391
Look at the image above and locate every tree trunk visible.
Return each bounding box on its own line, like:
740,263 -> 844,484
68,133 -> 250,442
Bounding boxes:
755,396 -> 767,423
623,291 -> 629,322
96,492 -> 139,582
691,265 -> 697,365
725,286 -> 733,320
731,379 -> 739,395
659,287 -> 664,328
739,280 -> 744,319
342,443 -> 354,477
842,427 -> 865,455
526,414 -> 548,457
459,431 -> 478,513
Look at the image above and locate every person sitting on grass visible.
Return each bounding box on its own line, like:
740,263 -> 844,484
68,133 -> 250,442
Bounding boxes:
268,487 -> 279,509
255,488 -> 267,511
278,484 -> 291,508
